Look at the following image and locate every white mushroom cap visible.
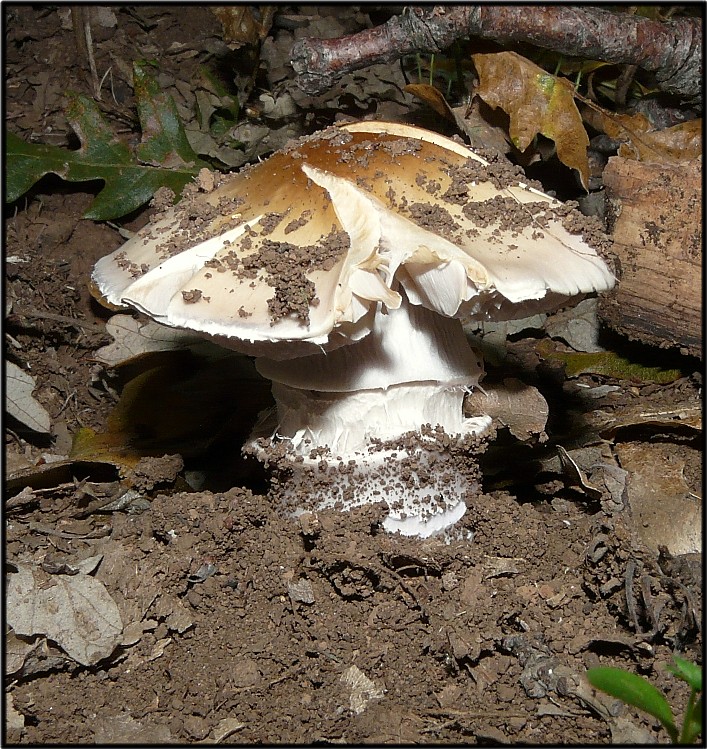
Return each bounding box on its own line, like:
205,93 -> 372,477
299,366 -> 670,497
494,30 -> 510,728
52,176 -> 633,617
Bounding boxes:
92,121 -> 615,364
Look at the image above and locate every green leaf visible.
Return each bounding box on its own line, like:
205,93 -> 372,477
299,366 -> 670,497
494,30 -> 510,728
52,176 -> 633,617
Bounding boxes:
587,667 -> 678,742
195,64 -> 240,134
133,61 -> 204,170
667,657 -> 702,693
5,62 -> 210,220
681,694 -> 703,744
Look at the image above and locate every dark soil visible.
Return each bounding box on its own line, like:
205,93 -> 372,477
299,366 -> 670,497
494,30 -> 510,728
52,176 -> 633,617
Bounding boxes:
4,6 -> 702,745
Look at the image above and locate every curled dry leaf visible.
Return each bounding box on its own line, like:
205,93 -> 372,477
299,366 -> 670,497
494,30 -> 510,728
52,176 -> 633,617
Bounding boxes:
202,717 -> 247,744
404,83 -> 455,120
594,403 -> 702,439
556,446 -> 603,501
6,360 -> 51,433
473,51 -> 590,188
7,563 -> 123,667
405,83 -> 512,155
5,630 -> 34,677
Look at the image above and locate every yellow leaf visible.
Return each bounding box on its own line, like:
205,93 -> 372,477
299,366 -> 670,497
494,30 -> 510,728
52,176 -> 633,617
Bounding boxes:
472,51 -> 590,188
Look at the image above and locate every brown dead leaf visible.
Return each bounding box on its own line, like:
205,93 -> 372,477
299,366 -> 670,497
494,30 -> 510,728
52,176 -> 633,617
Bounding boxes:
7,563 -> 123,667
405,83 -> 512,155
556,446 -> 603,501
472,51 -> 590,188
73,349 -> 270,462
6,693 -> 25,736
6,360 -> 52,434
593,404 -> 702,438
5,631 -> 35,676
92,712 -> 174,744
466,377 -> 548,441
404,83 -> 455,120
211,6 -> 274,48
582,104 -> 701,162
614,442 -> 701,555
453,98 -> 515,156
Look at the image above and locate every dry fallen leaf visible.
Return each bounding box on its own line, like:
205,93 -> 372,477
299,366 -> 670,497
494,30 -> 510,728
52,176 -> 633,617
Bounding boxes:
465,377 -> 548,441
405,83 -> 512,155
593,404 -> 702,438
472,51 -> 590,188
75,348 -> 269,463
211,6 -> 275,48
556,446 -> 603,501
92,711 -> 174,744
286,576 -> 315,604
7,562 -> 123,666
582,105 -> 702,163
6,360 -> 51,433
5,630 -> 34,677
615,442 -> 701,555
404,83 -> 455,120
95,314 -> 213,366
5,693 -> 25,736
544,298 -> 605,353
202,717 -> 247,744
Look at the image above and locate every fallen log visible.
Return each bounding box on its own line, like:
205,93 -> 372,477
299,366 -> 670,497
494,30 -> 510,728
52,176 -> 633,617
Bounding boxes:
598,156 -> 702,358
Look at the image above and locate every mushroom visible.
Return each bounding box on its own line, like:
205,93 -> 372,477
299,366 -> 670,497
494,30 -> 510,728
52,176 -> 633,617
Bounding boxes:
92,121 -> 615,537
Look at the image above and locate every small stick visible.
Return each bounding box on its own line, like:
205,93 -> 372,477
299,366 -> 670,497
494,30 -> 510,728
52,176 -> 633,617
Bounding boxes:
10,305 -> 107,334
71,6 -> 101,99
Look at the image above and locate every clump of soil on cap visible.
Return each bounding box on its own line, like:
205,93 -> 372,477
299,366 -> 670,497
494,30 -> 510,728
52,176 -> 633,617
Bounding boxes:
235,231 -> 350,325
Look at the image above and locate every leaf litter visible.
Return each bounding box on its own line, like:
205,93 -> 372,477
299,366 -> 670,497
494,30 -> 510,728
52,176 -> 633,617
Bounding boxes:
6,62 -> 210,220
6,559 -> 123,667
6,361 -> 52,434
4,5 -> 702,745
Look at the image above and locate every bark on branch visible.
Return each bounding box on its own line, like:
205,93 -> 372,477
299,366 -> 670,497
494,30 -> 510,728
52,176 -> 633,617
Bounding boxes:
291,5 -> 702,103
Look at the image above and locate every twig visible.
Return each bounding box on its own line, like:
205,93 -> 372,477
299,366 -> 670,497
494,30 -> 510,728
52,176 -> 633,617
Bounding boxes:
10,305 -> 107,334
71,5 -> 101,100
83,15 -> 100,99
291,6 -> 702,103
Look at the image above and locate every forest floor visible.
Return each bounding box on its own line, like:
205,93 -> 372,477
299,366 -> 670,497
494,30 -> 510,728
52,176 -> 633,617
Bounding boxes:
4,6 -> 702,745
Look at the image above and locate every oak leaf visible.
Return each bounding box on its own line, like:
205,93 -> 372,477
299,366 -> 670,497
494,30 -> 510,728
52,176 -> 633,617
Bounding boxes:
472,51 -> 590,188
6,62 -> 209,220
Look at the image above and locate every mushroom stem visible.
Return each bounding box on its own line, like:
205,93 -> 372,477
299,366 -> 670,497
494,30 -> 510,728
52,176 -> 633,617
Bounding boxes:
249,293 -> 492,537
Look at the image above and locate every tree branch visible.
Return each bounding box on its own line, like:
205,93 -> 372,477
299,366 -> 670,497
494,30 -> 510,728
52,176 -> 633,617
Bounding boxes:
291,5 -> 702,103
